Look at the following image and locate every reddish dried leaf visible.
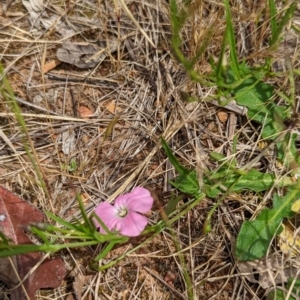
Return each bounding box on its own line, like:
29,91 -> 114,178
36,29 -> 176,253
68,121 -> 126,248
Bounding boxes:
104,100 -> 116,114
77,106 -> 95,119
0,186 -> 66,300
42,59 -> 62,73
164,270 -> 177,287
217,111 -> 228,123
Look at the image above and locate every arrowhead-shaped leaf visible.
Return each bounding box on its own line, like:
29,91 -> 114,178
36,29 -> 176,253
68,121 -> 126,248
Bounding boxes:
236,184 -> 300,261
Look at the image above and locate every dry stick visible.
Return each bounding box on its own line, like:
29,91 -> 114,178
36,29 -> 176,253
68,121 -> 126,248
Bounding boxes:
47,73 -> 119,86
285,269 -> 300,300
70,88 -> 77,117
118,0 -> 156,49
113,0 -> 121,68
7,257 -> 31,300
12,95 -> 61,116
0,127 -> 19,154
6,253 -> 51,299
0,112 -> 110,122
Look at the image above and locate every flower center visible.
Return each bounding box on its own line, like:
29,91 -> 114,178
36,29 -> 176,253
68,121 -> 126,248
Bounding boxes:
117,207 -> 128,217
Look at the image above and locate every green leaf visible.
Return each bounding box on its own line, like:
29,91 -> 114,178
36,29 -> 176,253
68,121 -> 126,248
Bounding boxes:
226,62 -> 290,140
206,168 -> 277,196
267,277 -> 300,300
276,132 -> 300,175
161,138 -> 190,176
222,169 -> 276,192
161,138 -> 200,197
224,0 -> 240,79
169,172 -> 200,198
0,244 -> 48,257
269,0 -> 277,42
45,211 -> 87,233
68,160 -> 77,172
233,77 -> 288,139
236,184 -> 300,261
76,193 -> 94,231
267,289 -> 288,300
270,2 -> 297,48
165,194 -> 185,216
205,185 -> 221,198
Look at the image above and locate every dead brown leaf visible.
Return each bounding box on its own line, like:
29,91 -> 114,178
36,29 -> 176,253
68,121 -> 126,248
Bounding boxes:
278,223 -> 300,256
77,106 -> 95,119
0,186 -> 66,300
42,59 -> 62,74
56,40 -> 117,69
72,272 -> 93,300
217,111 -> 228,123
104,100 -> 116,114
237,254 -> 299,289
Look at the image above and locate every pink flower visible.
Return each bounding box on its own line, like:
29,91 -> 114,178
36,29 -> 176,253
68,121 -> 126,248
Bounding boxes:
94,187 -> 154,237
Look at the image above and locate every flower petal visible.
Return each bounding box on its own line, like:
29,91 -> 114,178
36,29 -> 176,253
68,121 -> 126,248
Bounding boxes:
118,211 -> 148,236
93,202 -> 120,233
115,187 -> 154,213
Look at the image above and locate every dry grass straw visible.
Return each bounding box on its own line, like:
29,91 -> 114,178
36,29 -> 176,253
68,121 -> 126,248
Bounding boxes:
0,0 -> 300,299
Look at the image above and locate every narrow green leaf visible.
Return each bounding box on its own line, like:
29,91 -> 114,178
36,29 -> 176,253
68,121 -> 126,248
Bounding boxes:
0,244 -> 48,257
45,211 -> 86,233
165,193 -> 185,216
270,3 -> 297,47
268,0 -> 277,41
76,193 -> 94,230
216,24 -> 229,86
94,241 -> 118,261
92,213 -> 113,235
224,0 -> 240,79
276,132 -> 300,175
29,226 -> 51,245
161,138 -> 200,197
170,0 -> 188,60
161,138 -> 190,176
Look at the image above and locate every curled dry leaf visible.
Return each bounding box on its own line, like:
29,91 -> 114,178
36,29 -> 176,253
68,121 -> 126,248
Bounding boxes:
217,111 -> 228,123
164,270 -> 177,287
22,0 -> 45,27
22,0 -> 74,37
0,186 -> 66,300
42,59 -> 62,74
237,254 -> 299,289
61,126 -> 76,155
72,272 -> 93,300
104,100 -> 116,114
56,40 -> 118,69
